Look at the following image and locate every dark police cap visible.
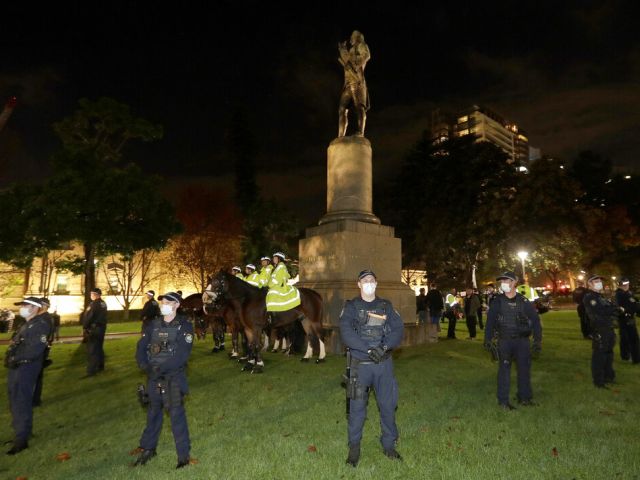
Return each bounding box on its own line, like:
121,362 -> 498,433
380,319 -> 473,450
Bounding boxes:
619,277 -> 630,285
91,287 -> 102,295
146,290 -> 155,296
588,274 -> 603,283
158,292 -> 182,304
358,269 -> 377,281
496,271 -> 517,282
39,297 -> 51,307
14,296 -> 44,307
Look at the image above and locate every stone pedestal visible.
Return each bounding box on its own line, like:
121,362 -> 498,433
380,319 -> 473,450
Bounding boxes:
298,136 -> 417,353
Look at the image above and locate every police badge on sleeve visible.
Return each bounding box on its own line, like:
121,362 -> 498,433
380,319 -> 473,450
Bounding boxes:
185,333 -> 193,344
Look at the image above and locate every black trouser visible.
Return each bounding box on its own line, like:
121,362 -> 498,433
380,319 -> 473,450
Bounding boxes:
578,305 -> 590,338
465,315 -> 477,338
477,308 -> 484,330
33,348 -> 50,405
592,329 -> 615,386
619,318 -> 640,363
445,311 -> 457,338
86,324 -> 106,375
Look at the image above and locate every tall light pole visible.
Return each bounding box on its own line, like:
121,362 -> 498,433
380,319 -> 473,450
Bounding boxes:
517,251 -> 528,284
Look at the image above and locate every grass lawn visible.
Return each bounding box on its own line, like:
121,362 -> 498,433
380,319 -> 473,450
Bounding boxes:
1,311 -> 638,479
1,322 -> 142,342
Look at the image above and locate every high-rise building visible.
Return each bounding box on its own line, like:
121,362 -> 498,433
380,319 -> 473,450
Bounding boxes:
453,105 -> 530,165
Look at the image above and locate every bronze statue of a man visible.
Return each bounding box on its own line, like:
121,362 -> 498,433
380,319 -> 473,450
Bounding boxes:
338,30 -> 370,137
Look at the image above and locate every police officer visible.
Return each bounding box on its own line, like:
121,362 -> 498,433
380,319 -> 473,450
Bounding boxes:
573,283 -> 591,339
484,271 -> 542,410
140,290 -> 160,330
134,292 -> 194,468
231,266 -> 244,279
82,287 -> 107,376
243,264 -> 260,287
339,270 -> 404,467
258,256 -> 273,287
584,274 -> 620,387
33,298 -> 55,407
5,297 -> 51,455
614,277 -> 639,364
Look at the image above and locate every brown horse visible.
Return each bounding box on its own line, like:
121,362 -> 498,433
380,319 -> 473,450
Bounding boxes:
203,271 -> 326,373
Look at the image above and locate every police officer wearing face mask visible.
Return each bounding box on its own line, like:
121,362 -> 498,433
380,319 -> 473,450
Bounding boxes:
584,275 -> 621,387
82,287 -> 108,376
5,297 -> 51,455
339,270 -> 404,467
484,271 -> 542,410
614,277 -> 640,364
134,292 -> 194,469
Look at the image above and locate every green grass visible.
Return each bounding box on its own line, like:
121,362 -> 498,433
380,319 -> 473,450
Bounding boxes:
1,311 -> 638,479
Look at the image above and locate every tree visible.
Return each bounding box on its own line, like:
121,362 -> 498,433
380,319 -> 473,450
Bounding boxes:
38,151 -> 181,307
388,134 -> 519,287
165,186 -> 242,292
100,249 -> 159,319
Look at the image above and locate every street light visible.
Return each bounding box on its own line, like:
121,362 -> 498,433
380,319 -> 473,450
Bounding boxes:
517,251 -> 528,283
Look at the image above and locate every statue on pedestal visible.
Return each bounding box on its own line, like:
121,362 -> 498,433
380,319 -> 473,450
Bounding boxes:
338,31 -> 370,137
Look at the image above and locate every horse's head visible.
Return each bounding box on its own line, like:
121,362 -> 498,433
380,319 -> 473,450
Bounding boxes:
202,270 -> 228,307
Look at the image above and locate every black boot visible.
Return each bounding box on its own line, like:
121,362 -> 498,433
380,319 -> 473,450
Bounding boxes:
346,444 -> 360,467
6,440 -> 28,455
176,456 -> 191,468
383,447 -> 402,461
133,448 -> 156,466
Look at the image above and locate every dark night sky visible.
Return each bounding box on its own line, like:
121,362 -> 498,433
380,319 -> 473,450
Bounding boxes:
1,1 -> 639,226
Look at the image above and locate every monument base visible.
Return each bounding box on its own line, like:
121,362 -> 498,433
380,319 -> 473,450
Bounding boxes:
298,219 -> 417,353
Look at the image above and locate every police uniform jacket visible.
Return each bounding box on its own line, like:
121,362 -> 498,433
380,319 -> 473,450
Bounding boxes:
7,314 -> 51,367
615,288 -> 639,321
339,296 -> 404,361
136,314 -> 194,387
141,298 -> 160,321
82,298 -> 107,328
484,293 -> 542,343
583,290 -> 618,332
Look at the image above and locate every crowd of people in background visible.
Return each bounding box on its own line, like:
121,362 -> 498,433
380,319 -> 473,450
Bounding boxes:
416,284 -> 497,343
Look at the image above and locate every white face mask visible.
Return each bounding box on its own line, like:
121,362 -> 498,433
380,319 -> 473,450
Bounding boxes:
593,281 -> 603,291
362,283 -> 377,296
500,282 -> 512,293
160,304 -> 174,316
19,307 -> 32,318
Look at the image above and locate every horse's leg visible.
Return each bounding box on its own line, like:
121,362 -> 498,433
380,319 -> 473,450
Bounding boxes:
229,329 -> 240,359
297,316 -> 315,362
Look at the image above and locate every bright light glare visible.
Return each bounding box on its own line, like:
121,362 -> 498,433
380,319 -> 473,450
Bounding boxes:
517,251 -> 528,261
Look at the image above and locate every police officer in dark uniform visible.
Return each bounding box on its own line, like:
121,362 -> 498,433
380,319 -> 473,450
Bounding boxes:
572,284 -> 591,338
82,287 -> 108,376
614,277 -> 639,364
583,274 -> 620,388
484,271 -> 542,410
339,270 -> 404,467
134,292 -> 194,469
33,298 -> 55,407
5,297 -> 51,455
140,290 -> 160,330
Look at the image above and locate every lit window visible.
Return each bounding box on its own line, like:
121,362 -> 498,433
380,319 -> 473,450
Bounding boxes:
55,275 -> 69,294
458,115 -> 468,123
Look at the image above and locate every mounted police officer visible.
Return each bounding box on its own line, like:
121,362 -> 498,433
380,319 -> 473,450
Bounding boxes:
484,271 -> 542,410
5,297 -> 51,455
339,270 -> 404,467
231,266 -> 244,279
258,256 -> 273,287
33,297 -> 55,407
584,274 -> 621,387
615,277 -> 640,364
140,290 -> 160,330
134,292 -> 194,469
243,264 -> 260,287
82,287 -> 107,376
